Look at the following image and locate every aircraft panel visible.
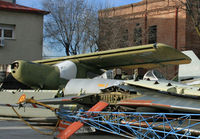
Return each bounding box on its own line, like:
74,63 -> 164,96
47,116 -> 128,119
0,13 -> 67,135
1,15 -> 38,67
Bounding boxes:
34,43 -> 191,69
118,87 -> 200,113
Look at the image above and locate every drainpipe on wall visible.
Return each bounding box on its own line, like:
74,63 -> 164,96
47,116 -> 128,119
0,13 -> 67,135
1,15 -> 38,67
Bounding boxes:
144,0 -> 148,44
175,7 -> 179,49
174,7 -> 179,77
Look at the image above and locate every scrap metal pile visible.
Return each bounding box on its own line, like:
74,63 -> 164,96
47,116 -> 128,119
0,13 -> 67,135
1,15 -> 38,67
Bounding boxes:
2,43 -> 200,138
57,110 -> 200,139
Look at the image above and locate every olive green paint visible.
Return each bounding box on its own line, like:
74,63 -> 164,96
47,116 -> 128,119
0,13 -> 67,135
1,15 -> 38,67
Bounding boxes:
11,44 -> 191,90
11,60 -> 68,89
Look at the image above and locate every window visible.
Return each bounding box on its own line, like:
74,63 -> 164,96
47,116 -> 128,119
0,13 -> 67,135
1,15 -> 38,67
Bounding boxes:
136,23 -> 140,26
4,29 -> 13,38
0,24 -> 15,39
134,27 -> 142,45
148,25 -> 157,44
123,29 -> 129,41
120,29 -> 129,47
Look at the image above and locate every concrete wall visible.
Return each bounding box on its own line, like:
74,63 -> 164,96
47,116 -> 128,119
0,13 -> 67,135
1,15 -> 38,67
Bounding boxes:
0,11 -> 43,64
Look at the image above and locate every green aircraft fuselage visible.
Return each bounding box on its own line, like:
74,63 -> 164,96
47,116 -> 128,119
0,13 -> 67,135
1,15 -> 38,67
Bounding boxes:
10,60 -> 102,89
10,43 -> 191,90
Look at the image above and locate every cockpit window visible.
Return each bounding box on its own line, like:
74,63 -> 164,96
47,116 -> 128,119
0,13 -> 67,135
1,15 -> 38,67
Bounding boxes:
146,71 -> 154,78
143,70 -> 165,81
153,70 -> 164,79
11,62 -> 19,69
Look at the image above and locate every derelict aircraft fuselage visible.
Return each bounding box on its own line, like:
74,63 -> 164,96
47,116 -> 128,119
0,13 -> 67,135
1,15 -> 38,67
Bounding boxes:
10,43 -> 190,90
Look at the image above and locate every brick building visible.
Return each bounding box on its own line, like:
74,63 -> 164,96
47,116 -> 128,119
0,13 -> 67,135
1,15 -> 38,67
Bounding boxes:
99,0 -> 200,79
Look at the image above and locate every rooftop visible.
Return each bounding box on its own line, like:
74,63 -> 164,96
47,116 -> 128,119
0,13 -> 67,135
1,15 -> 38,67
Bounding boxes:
0,0 -> 49,15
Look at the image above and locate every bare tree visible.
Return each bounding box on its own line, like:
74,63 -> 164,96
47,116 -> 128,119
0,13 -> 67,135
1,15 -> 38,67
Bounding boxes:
43,0 -> 99,56
173,0 -> 200,37
98,10 -> 130,50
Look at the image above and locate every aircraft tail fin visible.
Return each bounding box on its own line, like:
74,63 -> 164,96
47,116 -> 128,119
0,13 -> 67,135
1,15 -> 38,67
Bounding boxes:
179,51 -> 200,81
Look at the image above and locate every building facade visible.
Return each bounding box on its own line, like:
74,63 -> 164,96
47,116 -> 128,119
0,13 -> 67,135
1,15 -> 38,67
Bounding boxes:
0,0 -> 48,82
99,0 -> 200,79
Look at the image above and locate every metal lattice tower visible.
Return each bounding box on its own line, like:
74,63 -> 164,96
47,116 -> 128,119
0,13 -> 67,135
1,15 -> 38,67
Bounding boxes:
56,110 -> 200,139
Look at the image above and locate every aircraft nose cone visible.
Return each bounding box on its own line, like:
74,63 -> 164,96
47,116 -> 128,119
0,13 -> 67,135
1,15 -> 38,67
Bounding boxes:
11,61 -> 19,73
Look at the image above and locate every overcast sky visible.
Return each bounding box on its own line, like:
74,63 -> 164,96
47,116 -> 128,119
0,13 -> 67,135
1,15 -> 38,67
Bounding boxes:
16,0 -> 142,57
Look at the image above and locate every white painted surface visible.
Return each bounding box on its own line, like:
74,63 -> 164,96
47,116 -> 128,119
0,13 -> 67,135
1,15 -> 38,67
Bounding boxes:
179,51 -> 200,81
54,60 -> 77,80
64,79 -> 123,95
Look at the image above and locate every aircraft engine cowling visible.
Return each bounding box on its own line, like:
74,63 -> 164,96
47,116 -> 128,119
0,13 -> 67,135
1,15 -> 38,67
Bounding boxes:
54,60 -> 77,80
10,60 -> 70,89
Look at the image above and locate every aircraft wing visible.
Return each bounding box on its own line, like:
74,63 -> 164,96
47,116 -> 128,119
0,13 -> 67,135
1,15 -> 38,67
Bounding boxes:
118,87 -> 200,113
35,94 -> 97,105
36,86 -> 200,113
34,43 -> 191,69
0,104 -> 19,107
0,103 -> 49,109
125,79 -> 200,97
0,94 -> 96,111
9,43 -> 191,90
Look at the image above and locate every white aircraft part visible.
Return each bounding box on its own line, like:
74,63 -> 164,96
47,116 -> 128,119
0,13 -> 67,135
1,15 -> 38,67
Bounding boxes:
54,60 -> 77,80
94,70 -> 115,79
179,51 -> 200,81
143,70 -> 165,81
64,79 -> 123,95
186,80 -> 200,86
125,79 -> 200,97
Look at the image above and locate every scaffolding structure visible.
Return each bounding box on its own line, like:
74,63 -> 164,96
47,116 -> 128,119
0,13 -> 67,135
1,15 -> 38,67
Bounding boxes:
56,110 -> 200,139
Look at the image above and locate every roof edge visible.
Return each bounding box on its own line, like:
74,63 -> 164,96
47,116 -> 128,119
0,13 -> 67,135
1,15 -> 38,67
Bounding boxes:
0,1 -> 49,15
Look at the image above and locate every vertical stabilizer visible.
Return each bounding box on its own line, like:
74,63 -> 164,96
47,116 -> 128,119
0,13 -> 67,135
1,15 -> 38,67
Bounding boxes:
179,51 -> 200,81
